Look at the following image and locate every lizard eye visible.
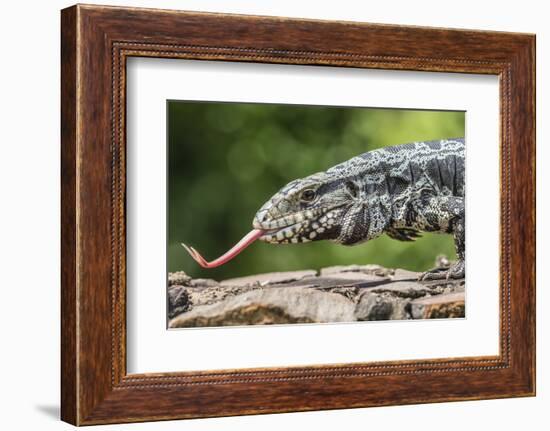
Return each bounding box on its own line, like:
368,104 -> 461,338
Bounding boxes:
346,181 -> 359,198
300,189 -> 316,202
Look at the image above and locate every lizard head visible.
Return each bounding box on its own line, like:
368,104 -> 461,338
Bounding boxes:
182,168 -> 384,268
252,172 -> 360,244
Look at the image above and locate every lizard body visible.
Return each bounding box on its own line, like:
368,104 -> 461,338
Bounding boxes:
252,138 -> 465,280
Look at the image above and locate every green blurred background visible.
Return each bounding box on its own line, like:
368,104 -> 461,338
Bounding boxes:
168,101 -> 464,280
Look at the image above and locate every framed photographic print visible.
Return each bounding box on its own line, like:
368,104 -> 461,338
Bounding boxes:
61,4 -> 535,425
165,101 -> 466,328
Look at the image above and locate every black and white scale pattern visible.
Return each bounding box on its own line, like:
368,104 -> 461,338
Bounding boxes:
253,138 -> 465,280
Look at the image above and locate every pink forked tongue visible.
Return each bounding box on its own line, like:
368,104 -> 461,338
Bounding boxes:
181,229 -> 265,268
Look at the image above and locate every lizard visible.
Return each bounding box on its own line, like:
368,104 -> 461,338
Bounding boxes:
182,138 -> 465,281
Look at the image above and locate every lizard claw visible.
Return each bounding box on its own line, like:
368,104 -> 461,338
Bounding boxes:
418,260 -> 465,281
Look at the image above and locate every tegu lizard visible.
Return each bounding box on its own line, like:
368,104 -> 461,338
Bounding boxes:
182,138 -> 465,280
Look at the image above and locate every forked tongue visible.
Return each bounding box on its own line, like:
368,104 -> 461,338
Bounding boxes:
181,229 -> 265,268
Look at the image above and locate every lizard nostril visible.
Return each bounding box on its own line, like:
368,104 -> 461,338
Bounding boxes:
260,211 -> 270,223
253,210 -> 268,226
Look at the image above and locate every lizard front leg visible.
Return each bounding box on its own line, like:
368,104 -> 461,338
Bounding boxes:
447,214 -> 465,279
420,216 -> 465,281
415,196 -> 465,281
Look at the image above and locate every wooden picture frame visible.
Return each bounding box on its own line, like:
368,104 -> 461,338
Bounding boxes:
61,4 -> 535,425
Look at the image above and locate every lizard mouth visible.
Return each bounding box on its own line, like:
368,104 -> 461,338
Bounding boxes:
255,204 -> 348,244
253,209 -> 321,231
257,221 -> 306,244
